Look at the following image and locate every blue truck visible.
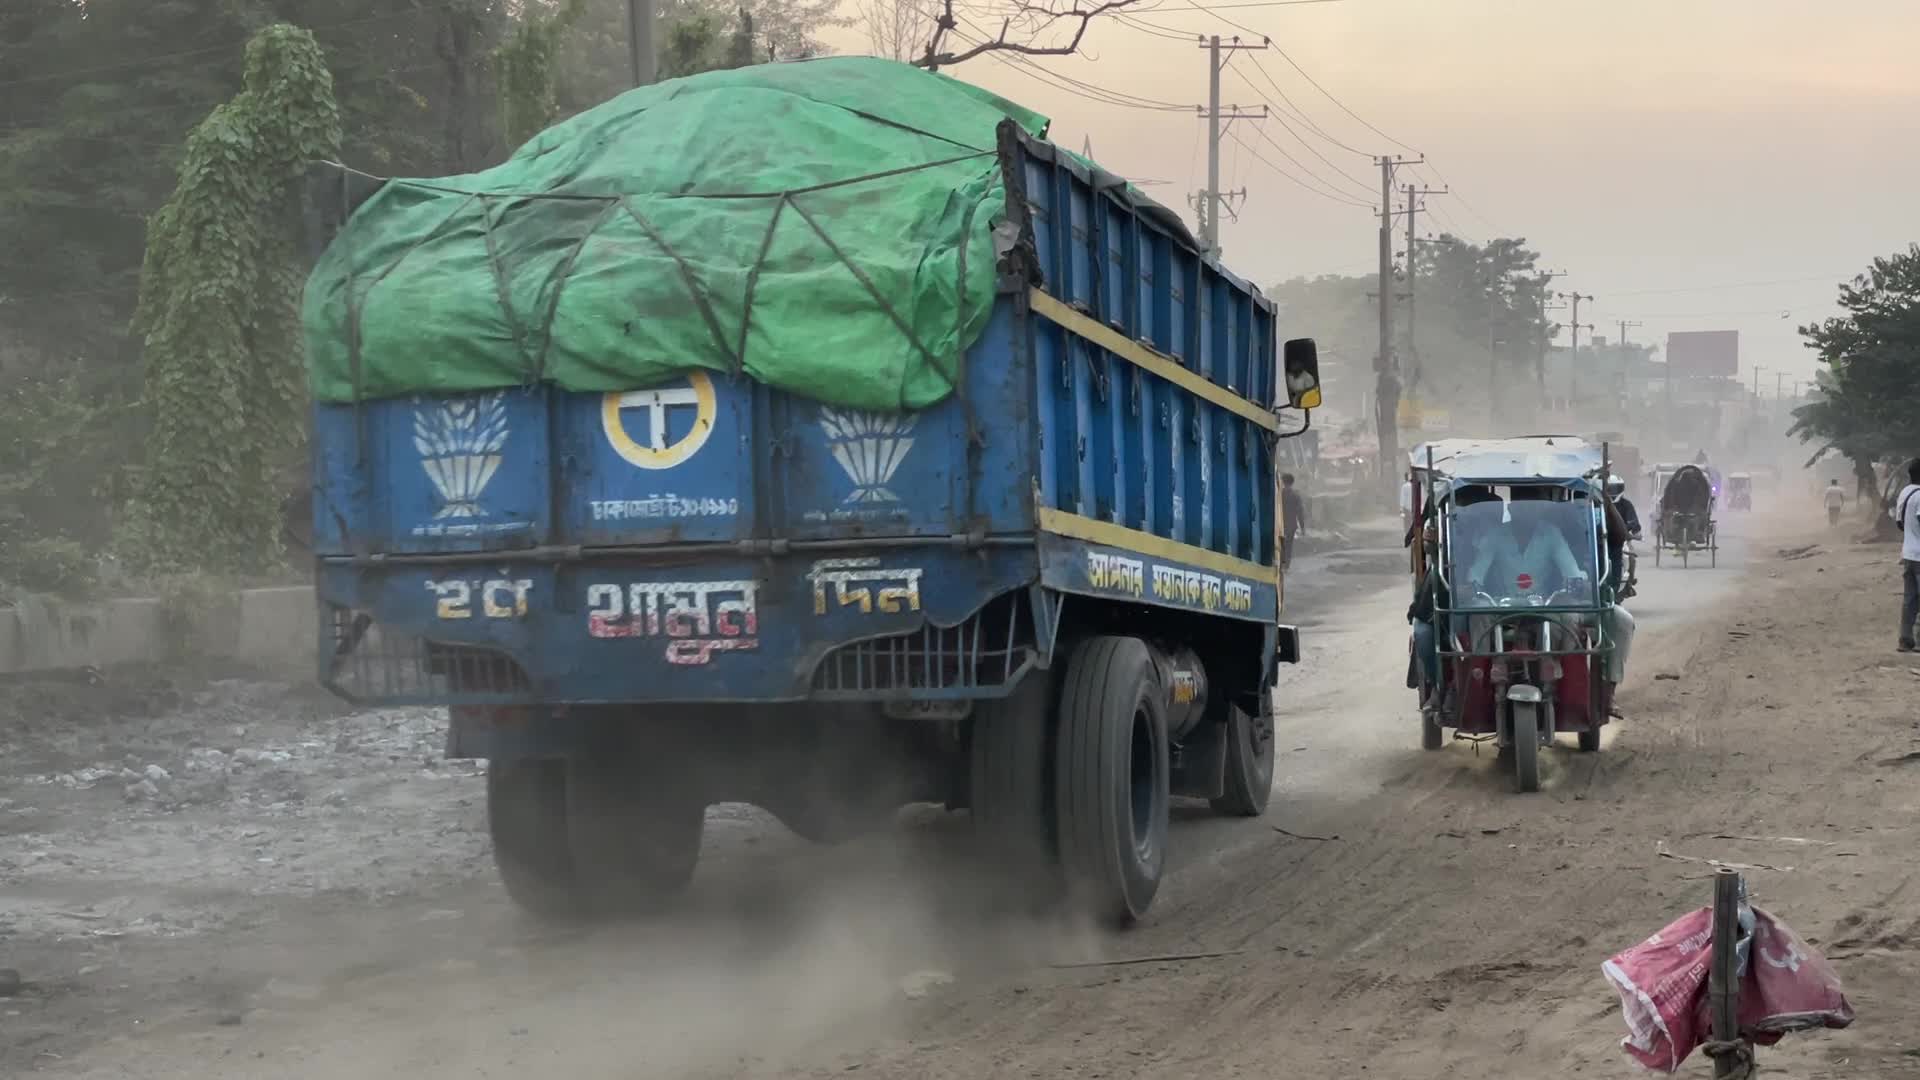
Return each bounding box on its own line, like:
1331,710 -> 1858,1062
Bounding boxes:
305,91 -> 1320,924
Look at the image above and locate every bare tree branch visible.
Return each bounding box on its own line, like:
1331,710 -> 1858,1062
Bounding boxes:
914,0 -> 1142,71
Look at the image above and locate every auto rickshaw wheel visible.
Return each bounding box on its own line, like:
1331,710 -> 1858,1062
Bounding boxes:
1510,701 -> 1542,793
1577,724 -> 1602,752
1212,701 -> 1275,816
1421,705 -> 1444,751
1055,635 -> 1169,926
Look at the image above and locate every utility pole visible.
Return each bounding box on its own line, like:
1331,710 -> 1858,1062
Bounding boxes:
1196,36 -> 1267,258
1372,154 -> 1421,487
1400,181 -> 1446,396
1566,291 -> 1593,407
628,0 -> 656,86
1617,319 -> 1642,346
1536,270 -> 1565,395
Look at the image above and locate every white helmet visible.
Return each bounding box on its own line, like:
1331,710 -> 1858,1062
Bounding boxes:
1605,474 -> 1626,498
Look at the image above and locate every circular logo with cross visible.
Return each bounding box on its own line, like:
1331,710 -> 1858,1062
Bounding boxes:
601,373 -> 717,470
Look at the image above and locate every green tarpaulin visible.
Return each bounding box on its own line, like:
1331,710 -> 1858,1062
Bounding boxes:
302,57 -> 1049,409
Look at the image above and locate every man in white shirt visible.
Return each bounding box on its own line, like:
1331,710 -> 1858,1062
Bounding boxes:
1824,480 -> 1846,527
1892,460 -> 1920,652
1466,513 -> 1585,594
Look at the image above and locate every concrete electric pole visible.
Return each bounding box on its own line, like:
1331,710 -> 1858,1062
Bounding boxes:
1400,181 -> 1446,395
628,0 -> 656,86
1566,291 -> 1594,406
1196,36 -> 1267,258
1372,154 -> 1421,487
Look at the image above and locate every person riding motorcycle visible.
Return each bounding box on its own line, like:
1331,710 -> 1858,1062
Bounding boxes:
1607,475 -> 1642,538
1605,474 -> 1641,602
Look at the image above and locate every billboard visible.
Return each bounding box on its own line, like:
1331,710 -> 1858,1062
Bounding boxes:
1667,330 -> 1739,378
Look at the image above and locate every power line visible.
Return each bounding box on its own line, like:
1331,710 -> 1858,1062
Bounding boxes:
1228,69 -> 1373,195
1177,2 -> 1422,159
1248,122 -> 1372,203
1268,42 -> 1420,154
948,25 -> 1190,111
1238,51 -> 1375,157
1228,130 -> 1370,208
1114,14 -> 1200,41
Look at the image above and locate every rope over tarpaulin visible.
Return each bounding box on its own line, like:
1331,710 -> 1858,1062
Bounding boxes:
301,57 -> 1052,413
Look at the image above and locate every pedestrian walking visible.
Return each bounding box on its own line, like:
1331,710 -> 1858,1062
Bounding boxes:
1892,460 -> 1920,652
1281,472 -> 1309,569
1824,479 -> 1846,527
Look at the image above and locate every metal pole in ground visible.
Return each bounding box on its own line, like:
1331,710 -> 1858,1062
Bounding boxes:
1709,866 -> 1751,1078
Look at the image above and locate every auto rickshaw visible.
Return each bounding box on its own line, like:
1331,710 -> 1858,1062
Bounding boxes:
1727,472 -> 1753,511
1408,447 -> 1619,793
1653,463 -> 1717,567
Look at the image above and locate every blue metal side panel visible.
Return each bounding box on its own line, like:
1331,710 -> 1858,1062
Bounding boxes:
318,547 -> 1038,703
1036,534 -> 1277,625
1018,147 -> 1281,581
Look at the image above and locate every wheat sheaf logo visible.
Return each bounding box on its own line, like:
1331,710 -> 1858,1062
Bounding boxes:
413,394 -> 509,520
819,408 -> 917,504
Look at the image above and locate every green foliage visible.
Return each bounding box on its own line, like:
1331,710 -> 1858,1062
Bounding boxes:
1269,234 -> 1558,428
1790,244 -> 1920,489
127,24 -> 342,572
0,367 -> 137,595
495,0 -> 588,149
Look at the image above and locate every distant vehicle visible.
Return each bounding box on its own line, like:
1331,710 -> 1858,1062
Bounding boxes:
1653,464 -> 1718,567
1727,472 -> 1753,511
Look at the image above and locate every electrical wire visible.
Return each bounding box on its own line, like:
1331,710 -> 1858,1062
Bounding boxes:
1228,71 -> 1374,195
1227,130 -> 1370,209
1178,0 -> 1419,157
948,24 -> 1191,111
1113,13 -> 1201,41
1248,122 -> 1372,204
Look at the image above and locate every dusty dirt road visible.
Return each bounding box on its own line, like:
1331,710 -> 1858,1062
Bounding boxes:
5,512 -> 1918,1078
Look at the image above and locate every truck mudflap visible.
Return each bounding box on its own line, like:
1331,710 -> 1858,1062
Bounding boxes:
1275,624 -> 1302,665
317,547 -> 1043,705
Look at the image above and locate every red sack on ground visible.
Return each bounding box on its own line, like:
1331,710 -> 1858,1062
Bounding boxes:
1601,905 -> 1853,1073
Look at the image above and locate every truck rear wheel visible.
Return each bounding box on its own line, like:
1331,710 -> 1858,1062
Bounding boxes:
1054,636 -> 1169,925
969,670 -> 1056,872
1210,702 -> 1274,816
486,754 -> 705,920
487,759 -> 580,920
566,754 -> 705,912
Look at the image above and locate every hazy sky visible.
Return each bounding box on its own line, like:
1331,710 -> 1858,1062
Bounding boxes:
831,0 -> 1920,386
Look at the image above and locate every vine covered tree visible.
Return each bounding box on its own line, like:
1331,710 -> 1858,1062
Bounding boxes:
130,23 -> 342,570
1791,244 -> 1920,502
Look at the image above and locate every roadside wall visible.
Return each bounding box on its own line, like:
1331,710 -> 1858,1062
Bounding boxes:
0,586 -> 316,678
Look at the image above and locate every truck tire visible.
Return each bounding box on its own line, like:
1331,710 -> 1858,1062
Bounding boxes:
487,758 -> 584,920
969,670 -> 1056,868
565,753 -> 704,914
1054,636 -> 1169,925
1210,702 -> 1274,816
486,755 -> 704,920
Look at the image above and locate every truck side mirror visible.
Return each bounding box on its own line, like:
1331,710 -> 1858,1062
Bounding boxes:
1283,337 -> 1321,411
